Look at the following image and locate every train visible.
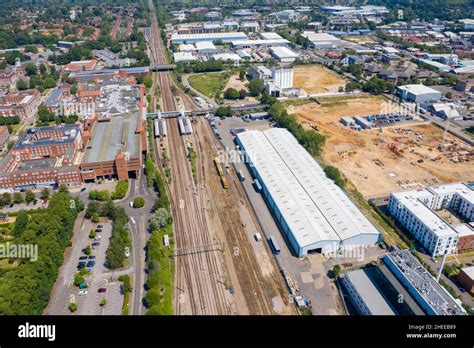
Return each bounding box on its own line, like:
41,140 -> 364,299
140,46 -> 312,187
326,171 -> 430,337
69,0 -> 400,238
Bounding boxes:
220,175 -> 229,189
254,178 -> 262,193
214,157 -> 224,177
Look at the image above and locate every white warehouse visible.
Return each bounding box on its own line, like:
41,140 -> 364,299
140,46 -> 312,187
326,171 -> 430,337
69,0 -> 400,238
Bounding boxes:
270,46 -> 299,63
388,183 -> 474,256
236,128 -> 380,257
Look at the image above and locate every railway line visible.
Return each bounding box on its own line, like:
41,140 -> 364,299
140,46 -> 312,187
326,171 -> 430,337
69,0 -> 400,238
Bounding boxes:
194,118 -> 291,315
148,0 -> 232,314
147,0 -> 291,315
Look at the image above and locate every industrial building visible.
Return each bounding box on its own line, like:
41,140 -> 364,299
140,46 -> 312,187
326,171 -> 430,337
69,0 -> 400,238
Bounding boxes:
230,38 -> 290,49
341,268 -> 395,315
170,32 -> 247,44
271,67 -> 293,90
383,250 -> 465,315
388,183 -> 474,256
269,46 -> 299,63
396,84 -> 442,103
236,128 -> 380,257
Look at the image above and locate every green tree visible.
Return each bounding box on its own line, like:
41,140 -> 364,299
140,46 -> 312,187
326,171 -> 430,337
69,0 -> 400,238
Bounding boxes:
2,192 -> 12,206
25,189 -> 35,204
85,245 -> 92,256
13,192 -> 24,204
248,77 -> 263,96
239,69 -> 246,81
89,229 -> 96,239
74,274 -> 85,286
39,64 -> 47,75
323,166 -> 346,188
40,188 -> 50,200
224,88 -> 240,100
69,302 -> 77,312
133,196 -> 145,208
25,63 -> 37,76
143,75 -> 153,89
16,79 -> 28,91
100,298 -> 107,306
332,265 -> 341,278
150,208 -> 170,230
215,106 -> 233,117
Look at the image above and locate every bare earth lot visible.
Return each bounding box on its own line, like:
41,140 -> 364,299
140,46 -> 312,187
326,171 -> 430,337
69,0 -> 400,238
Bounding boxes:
293,65 -> 346,94
291,95 -> 474,198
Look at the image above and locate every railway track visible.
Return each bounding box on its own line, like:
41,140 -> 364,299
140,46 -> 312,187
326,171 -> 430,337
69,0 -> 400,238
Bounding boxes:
148,0 -> 231,315
194,118 -> 284,314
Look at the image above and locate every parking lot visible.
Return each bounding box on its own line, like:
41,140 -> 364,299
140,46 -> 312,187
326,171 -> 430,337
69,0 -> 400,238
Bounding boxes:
46,217 -> 124,315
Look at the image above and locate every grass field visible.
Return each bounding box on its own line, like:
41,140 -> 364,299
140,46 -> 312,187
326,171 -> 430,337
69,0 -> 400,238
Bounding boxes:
188,72 -> 230,99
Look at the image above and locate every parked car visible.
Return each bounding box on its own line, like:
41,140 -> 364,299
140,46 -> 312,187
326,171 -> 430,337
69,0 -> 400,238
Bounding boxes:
88,255 -> 96,260
77,262 -> 86,269
97,225 -> 103,228
86,261 -> 95,268
79,256 -> 87,260
80,187 -> 87,192
98,288 -> 107,293
92,242 -> 100,247
79,290 -> 88,296
79,282 -> 88,289
95,229 -> 103,233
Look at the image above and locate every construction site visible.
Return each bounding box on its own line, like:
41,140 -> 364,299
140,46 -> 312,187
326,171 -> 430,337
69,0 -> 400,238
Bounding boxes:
292,94 -> 474,198
293,64 -> 346,95
148,0 -> 293,315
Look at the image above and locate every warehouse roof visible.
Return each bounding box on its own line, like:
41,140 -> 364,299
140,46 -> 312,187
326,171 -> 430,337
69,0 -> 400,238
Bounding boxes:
230,38 -> 290,46
170,32 -> 247,43
260,32 -> 284,40
270,46 -> 299,59
194,41 -> 217,51
397,84 -> 441,96
344,269 -> 395,315
82,113 -> 140,164
238,128 -> 379,250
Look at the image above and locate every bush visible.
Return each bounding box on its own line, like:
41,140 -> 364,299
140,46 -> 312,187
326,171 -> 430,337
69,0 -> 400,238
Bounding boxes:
111,180 -> 129,200
89,229 -> 96,239
69,302 -> 77,312
133,196 -> 145,208
224,88 -> 241,100
323,166 -> 346,188
215,106 -> 233,117
74,274 -> 85,286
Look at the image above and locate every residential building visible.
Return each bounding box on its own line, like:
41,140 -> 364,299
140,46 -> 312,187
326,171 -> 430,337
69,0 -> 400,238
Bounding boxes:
0,89 -> 42,120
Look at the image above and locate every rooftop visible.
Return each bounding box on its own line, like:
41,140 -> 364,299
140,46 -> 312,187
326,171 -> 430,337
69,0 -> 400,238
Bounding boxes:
397,84 -> 442,96
344,269 -> 395,315
82,113 -> 141,163
270,46 -> 299,59
385,250 -> 465,315
14,124 -> 80,150
461,266 -> 474,280
237,128 -> 379,249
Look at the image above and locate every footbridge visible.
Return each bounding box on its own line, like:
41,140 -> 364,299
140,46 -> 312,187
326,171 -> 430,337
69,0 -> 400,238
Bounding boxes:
146,103 -> 267,119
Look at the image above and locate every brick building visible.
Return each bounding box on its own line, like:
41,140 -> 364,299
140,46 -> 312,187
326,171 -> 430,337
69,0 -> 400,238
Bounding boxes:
0,125 -> 83,190
0,89 -> 42,120
0,126 -> 10,149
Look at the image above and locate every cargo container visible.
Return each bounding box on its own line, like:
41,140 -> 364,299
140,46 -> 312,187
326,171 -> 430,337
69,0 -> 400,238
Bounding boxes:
269,235 -> 281,254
